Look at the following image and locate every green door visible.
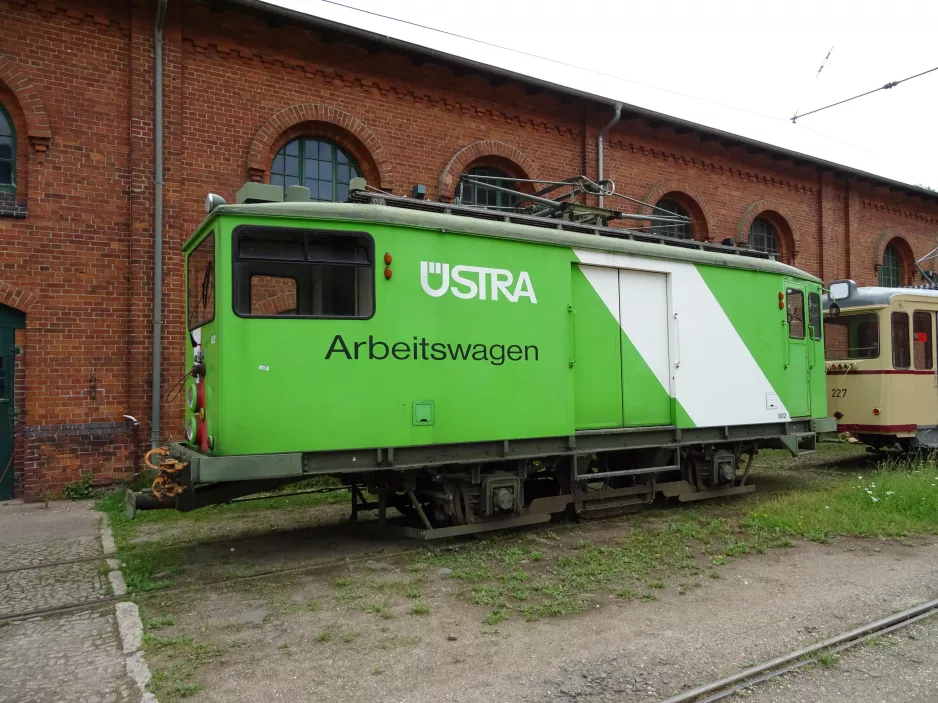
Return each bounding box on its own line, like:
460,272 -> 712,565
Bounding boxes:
571,264 -> 623,429
784,283 -> 811,418
0,305 -> 24,501
0,326 -> 14,500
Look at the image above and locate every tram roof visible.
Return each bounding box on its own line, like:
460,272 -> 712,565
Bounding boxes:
823,286 -> 938,310
193,199 -> 820,283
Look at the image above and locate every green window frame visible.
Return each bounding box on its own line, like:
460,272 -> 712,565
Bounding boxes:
459,167 -> 519,209
270,138 -> 361,202
0,103 -> 15,192
879,244 -> 901,287
749,217 -> 779,256
654,198 -> 692,239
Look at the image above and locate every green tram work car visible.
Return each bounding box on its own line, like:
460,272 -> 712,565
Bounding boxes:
129,181 -> 834,537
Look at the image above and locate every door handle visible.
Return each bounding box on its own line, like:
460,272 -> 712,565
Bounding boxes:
568,305 -> 577,368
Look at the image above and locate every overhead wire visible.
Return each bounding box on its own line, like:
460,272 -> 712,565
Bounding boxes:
317,0 -> 791,125
792,65 -> 938,122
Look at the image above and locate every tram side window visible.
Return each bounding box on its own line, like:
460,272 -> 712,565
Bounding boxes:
808,292 -> 822,341
187,231 -> 215,330
891,311 -> 911,369
234,227 -> 374,319
913,311 -> 933,370
786,288 -> 805,339
823,313 -> 879,359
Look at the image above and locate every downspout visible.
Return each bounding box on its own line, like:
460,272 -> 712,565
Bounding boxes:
597,102 -> 622,208
151,0 -> 168,448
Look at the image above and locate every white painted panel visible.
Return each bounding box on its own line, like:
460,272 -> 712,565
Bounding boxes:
577,265 -> 620,320
619,269 -> 670,394
574,248 -> 789,427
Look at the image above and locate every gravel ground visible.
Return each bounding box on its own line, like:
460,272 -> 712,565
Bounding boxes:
159,532 -> 938,703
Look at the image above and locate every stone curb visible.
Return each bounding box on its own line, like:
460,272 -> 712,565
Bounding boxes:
99,512 -> 159,703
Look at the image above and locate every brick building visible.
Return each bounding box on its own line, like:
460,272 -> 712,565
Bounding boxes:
1,0 -> 937,501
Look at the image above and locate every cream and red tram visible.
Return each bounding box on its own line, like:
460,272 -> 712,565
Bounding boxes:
823,280 -> 938,450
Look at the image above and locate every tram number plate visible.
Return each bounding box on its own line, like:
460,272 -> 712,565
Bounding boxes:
831,388 -> 847,398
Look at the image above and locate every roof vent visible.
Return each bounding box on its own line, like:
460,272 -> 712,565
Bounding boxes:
236,183 -> 284,204
285,185 -> 311,202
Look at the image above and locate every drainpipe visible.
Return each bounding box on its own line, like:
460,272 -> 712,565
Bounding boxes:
151,0 -> 168,448
597,102 -> 622,208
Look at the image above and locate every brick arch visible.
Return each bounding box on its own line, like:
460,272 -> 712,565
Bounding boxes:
0,56 -> 52,149
736,199 -> 797,264
873,229 -> 917,284
0,281 -> 39,314
247,104 -> 396,193
638,180 -> 714,241
438,141 -> 540,201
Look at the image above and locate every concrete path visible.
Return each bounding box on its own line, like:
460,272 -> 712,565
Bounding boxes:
0,500 -> 141,703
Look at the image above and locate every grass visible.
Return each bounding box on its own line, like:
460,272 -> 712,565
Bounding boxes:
411,602 -> 430,615
816,651 -> 838,669
315,630 -> 332,643
745,457 -> 938,542
146,613 -> 176,630
93,475 -> 355,593
143,633 -> 221,702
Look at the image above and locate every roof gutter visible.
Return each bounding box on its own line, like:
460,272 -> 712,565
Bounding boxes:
225,0 -> 937,202
597,102 -> 622,208
151,0 -> 168,448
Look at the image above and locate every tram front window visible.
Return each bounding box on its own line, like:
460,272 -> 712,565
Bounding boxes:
824,313 -> 879,360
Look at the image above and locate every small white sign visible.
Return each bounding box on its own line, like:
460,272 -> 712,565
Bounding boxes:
765,393 -> 779,410
258,365 -> 269,372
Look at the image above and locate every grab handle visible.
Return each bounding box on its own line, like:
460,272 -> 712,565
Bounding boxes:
782,321 -> 791,368
673,313 -> 681,369
568,305 -> 577,368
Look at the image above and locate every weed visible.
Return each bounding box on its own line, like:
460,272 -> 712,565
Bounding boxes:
146,614 -> 176,630
816,651 -> 838,669
315,630 -> 332,643
306,599 -> 322,612
405,585 -> 421,600
712,556 -> 727,566
340,631 -> 360,644
709,571 -> 721,579
484,610 -> 507,625
362,600 -> 394,619
641,593 -> 657,602
142,633 -> 221,702
574,539 -> 592,549
614,588 -> 634,600
649,579 -> 665,590
411,602 -> 429,615
335,577 -> 351,588
63,473 -> 96,500
372,666 -> 385,676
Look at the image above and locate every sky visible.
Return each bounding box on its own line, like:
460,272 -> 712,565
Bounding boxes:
261,0 -> 938,190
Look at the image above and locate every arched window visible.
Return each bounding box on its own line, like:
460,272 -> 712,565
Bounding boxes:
749,217 -> 780,256
459,167 -> 518,209
270,137 -> 361,202
654,198 -> 692,239
879,243 -> 902,287
0,104 -> 14,191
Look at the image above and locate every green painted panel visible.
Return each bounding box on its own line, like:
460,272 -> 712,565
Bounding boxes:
571,265 -> 622,429
210,215 -> 576,455
695,264 -> 823,419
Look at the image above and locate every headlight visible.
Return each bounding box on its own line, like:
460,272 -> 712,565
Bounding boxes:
185,417 -> 197,443
186,384 -> 198,410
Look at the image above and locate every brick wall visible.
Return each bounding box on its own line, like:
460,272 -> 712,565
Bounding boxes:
1,0 -> 937,499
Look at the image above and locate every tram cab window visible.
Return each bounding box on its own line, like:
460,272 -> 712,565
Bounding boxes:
913,311 -> 933,370
891,312 -> 911,369
786,289 -> 805,339
187,231 -> 215,330
823,313 -> 879,359
233,227 -> 374,319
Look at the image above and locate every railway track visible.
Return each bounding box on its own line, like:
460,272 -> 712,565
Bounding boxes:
662,597 -> 938,703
